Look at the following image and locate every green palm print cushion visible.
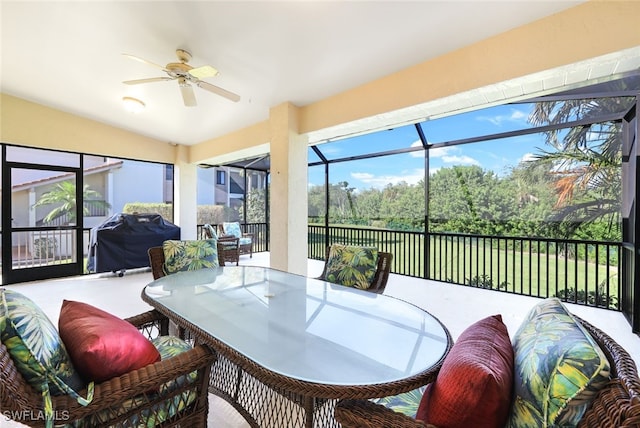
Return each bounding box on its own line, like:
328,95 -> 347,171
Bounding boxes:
76,336 -> 198,428
506,298 -> 610,428
0,289 -> 93,428
325,244 -> 379,289
373,386 -> 425,417
162,239 -> 218,275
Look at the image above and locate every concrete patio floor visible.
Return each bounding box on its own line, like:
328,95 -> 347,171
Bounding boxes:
3,251 -> 639,427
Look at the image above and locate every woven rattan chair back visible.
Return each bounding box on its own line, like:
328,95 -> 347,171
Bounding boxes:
148,246 -> 166,280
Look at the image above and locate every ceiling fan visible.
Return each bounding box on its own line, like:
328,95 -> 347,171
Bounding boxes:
122,49 -> 240,107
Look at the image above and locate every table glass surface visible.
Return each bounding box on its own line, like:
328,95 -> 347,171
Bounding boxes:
144,266 -> 449,386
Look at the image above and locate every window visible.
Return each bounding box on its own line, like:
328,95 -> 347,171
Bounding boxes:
216,170 -> 226,185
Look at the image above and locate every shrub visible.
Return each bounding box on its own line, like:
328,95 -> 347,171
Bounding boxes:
123,203 -> 173,221
555,286 -> 619,310
466,274 -> 508,290
33,237 -> 57,259
122,203 -> 238,225
197,205 -> 237,224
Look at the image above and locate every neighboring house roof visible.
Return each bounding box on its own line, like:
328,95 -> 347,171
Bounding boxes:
11,160 -> 124,192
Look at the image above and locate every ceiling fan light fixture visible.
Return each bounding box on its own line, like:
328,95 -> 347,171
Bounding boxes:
122,96 -> 145,113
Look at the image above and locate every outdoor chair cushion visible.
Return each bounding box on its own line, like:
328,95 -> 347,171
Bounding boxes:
324,244 -> 379,289
222,222 -> 252,246
59,300 -> 161,383
162,239 -> 218,275
222,221 -> 242,238
152,335 -> 199,389
373,386 -> 427,418
0,289 -> 93,428
506,298 -> 611,427
416,314 -> 514,428
76,335 -> 200,428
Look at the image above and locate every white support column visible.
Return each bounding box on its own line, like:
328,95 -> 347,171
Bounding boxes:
28,188 -> 36,227
106,171 -> 114,216
269,102 -> 308,275
173,144 -> 198,240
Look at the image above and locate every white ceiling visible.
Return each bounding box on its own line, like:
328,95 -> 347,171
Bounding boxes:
0,1 -> 597,147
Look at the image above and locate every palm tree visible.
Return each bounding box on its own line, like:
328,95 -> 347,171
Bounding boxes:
526,78 -> 637,238
33,181 -> 111,224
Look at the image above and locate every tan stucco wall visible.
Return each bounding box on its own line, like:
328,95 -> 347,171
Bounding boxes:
189,120 -> 271,165
0,94 -> 175,163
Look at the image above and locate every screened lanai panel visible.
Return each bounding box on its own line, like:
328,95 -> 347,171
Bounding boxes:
308,164 -> 326,221
313,124 -> 421,161
6,146 -> 80,167
321,153 -> 425,228
308,147 -> 323,164
420,103 -> 541,144
427,127 -> 622,241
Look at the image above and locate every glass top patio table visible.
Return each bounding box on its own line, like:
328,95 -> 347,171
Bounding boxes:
142,266 -> 451,389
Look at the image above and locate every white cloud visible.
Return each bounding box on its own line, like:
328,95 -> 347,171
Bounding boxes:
477,107 -> 529,126
429,146 -> 456,158
519,152 -> 537,163
422,146 -> 480,166
409,140 -> 424,157
351,168 -> 424,188
351,172 -> 375,181
441,155 -> 480,166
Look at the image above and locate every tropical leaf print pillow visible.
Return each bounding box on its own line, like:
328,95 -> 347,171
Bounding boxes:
325,244 -> 379,289
162,239 -> 218,275
374,386 -> 426,417
506,298 -> 610,428
0,289 -> 93,428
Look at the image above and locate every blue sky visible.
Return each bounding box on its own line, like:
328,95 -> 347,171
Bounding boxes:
308,103 -> 548,191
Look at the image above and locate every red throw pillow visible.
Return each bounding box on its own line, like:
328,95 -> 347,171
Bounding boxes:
59,300 -> 161,383
416,314 -> 514,428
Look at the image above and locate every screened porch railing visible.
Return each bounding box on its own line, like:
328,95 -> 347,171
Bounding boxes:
309,225 -> 621,310
0,224 -> 619,310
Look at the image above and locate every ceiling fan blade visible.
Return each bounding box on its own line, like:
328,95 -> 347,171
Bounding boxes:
180,82 -> 197,107
196,81 -> 240,102
122,53 -> 167,71
188,65 -> 219,79
123,77 -> 173,85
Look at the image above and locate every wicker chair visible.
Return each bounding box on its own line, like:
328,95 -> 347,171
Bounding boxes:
217,236 -> 240,265
335,316 -> 640,428
1,309 -> 215,428
218,222 -> 253,257
317,245 -> 393,294
202,224 -> 240,266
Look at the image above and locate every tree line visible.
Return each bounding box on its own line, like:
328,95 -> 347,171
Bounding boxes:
308,157 -> 620,242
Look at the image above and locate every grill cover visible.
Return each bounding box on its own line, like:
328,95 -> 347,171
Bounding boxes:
87,213 -> 180,273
